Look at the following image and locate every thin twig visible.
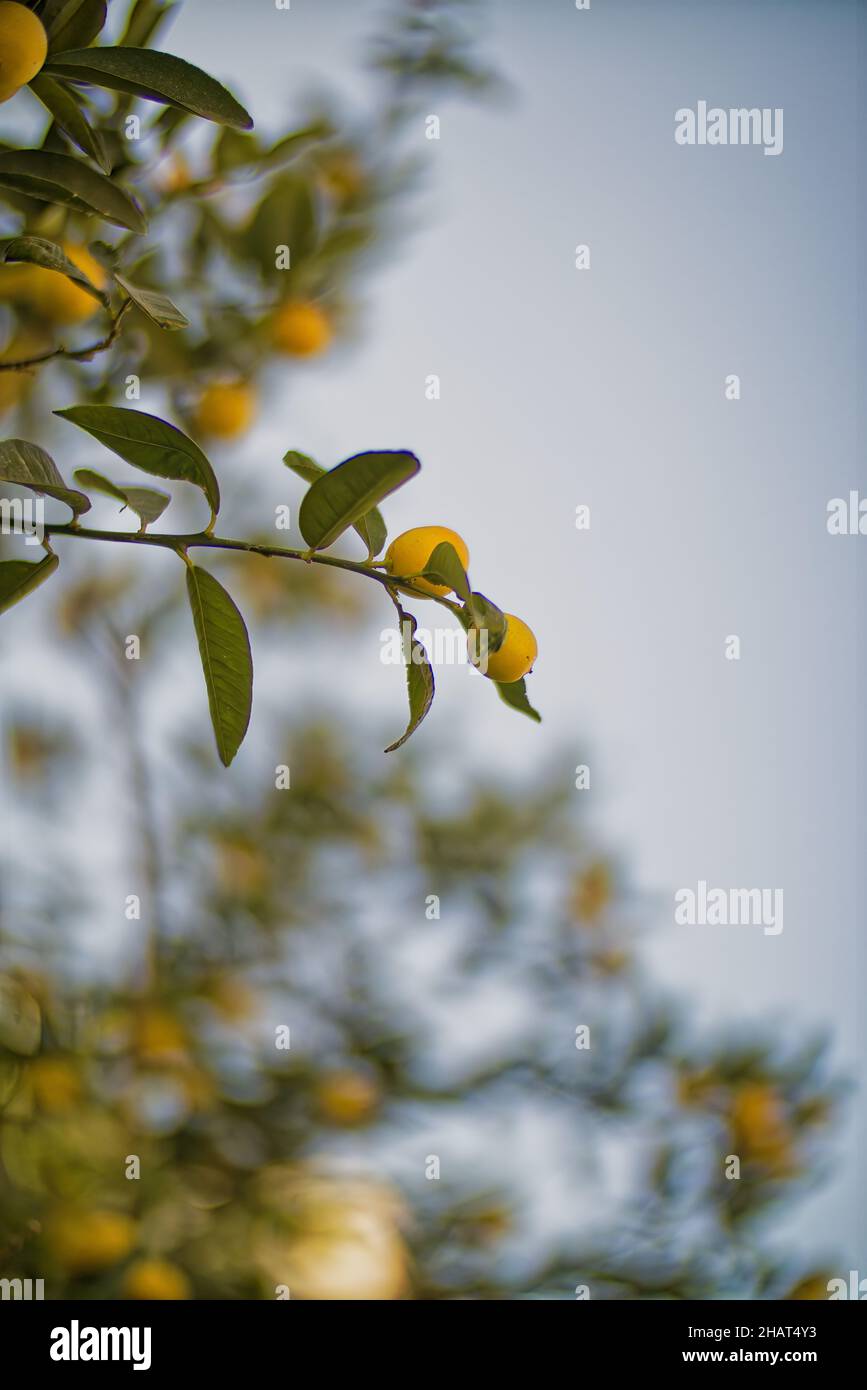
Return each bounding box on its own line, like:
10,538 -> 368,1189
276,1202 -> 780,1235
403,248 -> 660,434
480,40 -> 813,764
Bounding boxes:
0,299 -> 134,373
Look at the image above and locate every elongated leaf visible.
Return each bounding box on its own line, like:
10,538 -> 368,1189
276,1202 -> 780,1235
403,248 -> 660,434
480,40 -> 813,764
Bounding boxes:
185,565 -> 253,766
0,439 -> 91,519
421,541 -> 471,602
73,468 -> 170,529
1,235 -> 108,307
114,273 -> 188,330
119,0 -> 178,50
0,554 -> 60,617
284,449 -> 387,559
45,48 -> 253,131
495,677 -> 541,724
56,406 -> 219,517
0,151 -> 146,232
299,450 -> 420,552
384,603 -> 435,753
45,0 -> 108,52
29,74 -> 111,173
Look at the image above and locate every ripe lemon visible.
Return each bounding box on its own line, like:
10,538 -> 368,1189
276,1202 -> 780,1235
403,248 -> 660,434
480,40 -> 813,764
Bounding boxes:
193,380 -> 256,438
122,1258 -> 191,1300
0,2 -> 48,104
270,300 -> 331,357
134,1006 -> 187,1064
0,329 -> 45,414
25,242 -> 106,325
47,1208 -> 137,1274
384,525 -> 470,599
472,612 -> 537,683
315,1068 -> 380,1126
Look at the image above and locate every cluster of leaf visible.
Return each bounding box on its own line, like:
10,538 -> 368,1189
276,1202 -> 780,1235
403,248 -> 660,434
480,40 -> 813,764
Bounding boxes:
0,663 -> 843,1297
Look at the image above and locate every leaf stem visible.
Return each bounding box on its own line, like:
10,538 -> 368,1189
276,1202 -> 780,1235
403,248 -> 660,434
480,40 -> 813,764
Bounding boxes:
42,522 -> 464,614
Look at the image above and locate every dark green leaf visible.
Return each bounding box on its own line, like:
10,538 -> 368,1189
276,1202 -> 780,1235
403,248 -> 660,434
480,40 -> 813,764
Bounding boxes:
422,541 -> 470,602
384,603 -> 435,752
495,677 -> 541,723
73,467 -> 170,529
29,75 -> 112,173
55,406 -> 219,518
0,150 -> 146,232
0,439 -> 91,519
185,564 -> 253,767
1,234 -> 108,307
0,554 -> 60,617
45,48 -> 254,131
284,449 -> 387,559
464,590 -> 507,653
299,450 -> 419,551
45,0 -> 107,53
114,273 -> 189,330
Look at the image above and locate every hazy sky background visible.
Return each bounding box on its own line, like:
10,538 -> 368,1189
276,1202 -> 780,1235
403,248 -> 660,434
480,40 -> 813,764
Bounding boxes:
2,0 -> 864,1267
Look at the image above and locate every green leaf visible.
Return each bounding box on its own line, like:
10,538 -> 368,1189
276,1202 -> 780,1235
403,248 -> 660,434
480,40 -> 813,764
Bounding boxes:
55,406 -> 220,518
185,564 -> 253,767
44,0 -> 108,53
463,590 -> 507,653
495,678 -> 541,724
119,0 -> 179,50
0,150 -> 146,232
421,541 -> 470,602
29,74 -> 112,174
1,235 -> 108,307
384,604 -> 435,752
0,554 -> 60,617
73,467 -> 170,529
114,273 -> 189,330
0,439 -> 91,519
45,48 -> 254,131
299,450 -> 420,552
284,449 -> 387,559
247,174 -> 316,278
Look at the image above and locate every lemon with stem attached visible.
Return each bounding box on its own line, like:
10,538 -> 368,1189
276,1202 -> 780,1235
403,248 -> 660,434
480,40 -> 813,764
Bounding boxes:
384,525 -> 469,599
0,3 -> 48,105
472,612 -> 537,683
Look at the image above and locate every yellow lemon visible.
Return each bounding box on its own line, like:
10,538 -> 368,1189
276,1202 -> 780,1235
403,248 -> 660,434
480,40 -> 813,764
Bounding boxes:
271,300 -> 331,357
730,1082 -> 794,1173
473,612 -> 537,683
571,861 -> 613,922
30,1056 -> 81,1112
122,1258 -> 191,1300
193,380 -> 256,439
0,3 -> 48,104
134,1007 -> 187,1064
315,1069 -> 380,1126
0,261 -> 37,301
0,328 -> 46,413
384,525 -> 470,599
25,241 -> 106,325
47,1208 -> 137,1274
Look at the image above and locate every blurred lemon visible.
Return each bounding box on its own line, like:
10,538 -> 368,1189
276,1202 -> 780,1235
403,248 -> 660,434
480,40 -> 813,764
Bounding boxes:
784,1273 -> 831,1300
270,300 -> 331,357
384,526 -> 470,599
47,1207 -> 137,1273
25,242 -> 106,325
122,1257 -> 191,1300
571,861 -> 614,923
193,380 -> 256,439
0,2 -> 48,104
30,1056 -> 80,1112
134,1007 -> 188,1064
730,1082 -> 794,1174
315,1069 -> 380,1126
